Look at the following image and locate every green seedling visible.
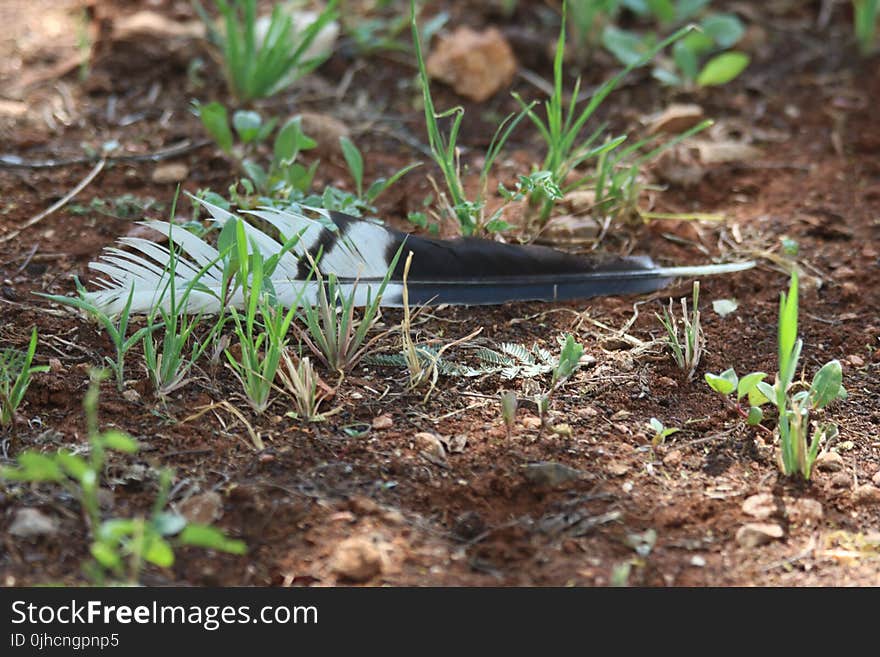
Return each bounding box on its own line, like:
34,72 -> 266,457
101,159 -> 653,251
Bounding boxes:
196,0 -> 339,102
515,4 -> 706,226
500,390 -> 518,438
0,372 -> 245,585
535,334 -> 585,432
298,245 -> 401,374
853,0 -> 880,55
706,271 -> 847,479
0,328 -> 49,426
648,417 -> 680,446
410,0 -> 535,235
196,104 -> 318,201
40,281 -> 160,391
339,136 -> 421,211
599,1 -> 750,88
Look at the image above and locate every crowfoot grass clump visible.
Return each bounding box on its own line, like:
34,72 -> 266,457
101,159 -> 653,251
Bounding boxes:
196,0 -> 339,102
656,281 -> 703,381
277,349 -> 336,422
297,246 -> 401,374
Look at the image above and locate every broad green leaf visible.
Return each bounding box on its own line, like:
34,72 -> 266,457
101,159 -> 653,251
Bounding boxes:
603,26 -> 650,67
90,541 -> 123,571
673,40 -> 699,81
56,451 -> 89,480
15,452 -> 64,481
697,52 -> 750,86
241,159 -> 268,191
756,381 -> 777,407
144,536 -> 175,568
153,511 -> 187,537
98,518 -> 138,542
705,368 -> 737,395
809,360 -> 843,409
339,137 -> 364,198
647,0 -> 675,23
649,417 -> 664,433
737,372 -> 767,401
274,116 -> 316,163
701,14 -> 745,48
198,102 -> 232,153
179,524 -> 247,554
675,0 -> 711,21
679,30 -> 715,55
101,430 -> 139,454
652,66 -> 682,86
232,110 -> 262,144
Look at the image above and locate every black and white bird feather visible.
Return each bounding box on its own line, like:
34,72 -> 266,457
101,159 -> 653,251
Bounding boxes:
86,197 -> 755,315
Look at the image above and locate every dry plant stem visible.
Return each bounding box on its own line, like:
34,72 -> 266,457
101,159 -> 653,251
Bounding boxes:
0,158 -> 105,244
183,401 -> 264,450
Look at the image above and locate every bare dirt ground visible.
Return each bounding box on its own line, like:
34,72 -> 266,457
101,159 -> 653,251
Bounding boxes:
1,0 -> 879,586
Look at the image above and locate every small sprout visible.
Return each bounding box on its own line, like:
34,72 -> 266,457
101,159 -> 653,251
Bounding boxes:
0,328 -> 49,426
499,390 -> 518,438
781,237 -> 799,256
648,418 -> 680,447
1,372 -> 244,584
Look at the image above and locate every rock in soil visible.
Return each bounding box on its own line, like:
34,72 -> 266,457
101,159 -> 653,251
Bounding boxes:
372,414 -> 393,430
329,535 -> 387,582
852,485 -> 880,506
872,471 -> 880,487
815,451 -> 844,472
646,103 -> 705,135
9,508 -> 59,539
662,449 -> 682,466
151,162 -> 189,184
294,111 -> 350,156
522,461 -> 586,487
785,498 -> 823,523
741,493 -> 779,520
736,522 -> 784,548
426,27 -> 517,102
178,491 -> 223,525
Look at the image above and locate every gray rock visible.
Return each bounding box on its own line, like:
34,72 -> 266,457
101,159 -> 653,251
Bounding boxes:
9,508 -> 59,539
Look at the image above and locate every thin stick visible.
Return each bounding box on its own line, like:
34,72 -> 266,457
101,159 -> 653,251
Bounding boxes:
0,159 -> 106,244
0,139 -> 210,169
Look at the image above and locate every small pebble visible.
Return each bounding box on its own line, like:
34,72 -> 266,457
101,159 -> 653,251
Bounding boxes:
736,522 -> 784,548
151,162 -> 189,184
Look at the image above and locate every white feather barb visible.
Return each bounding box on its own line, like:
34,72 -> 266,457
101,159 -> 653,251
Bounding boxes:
85,198 -> 397,316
